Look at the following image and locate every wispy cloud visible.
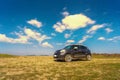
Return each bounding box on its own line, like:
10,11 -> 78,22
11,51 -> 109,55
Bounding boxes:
98,37 -> 106,40
64,33 -> 71,38
105,28 -> 113,33
62,11 -> 69,17
78,24 -> 106,44
87,24 -> 106,34
27,19 -> 42,28
77,22 -> 107,43
107,36 -> 120,42
41,42 -> 53,48
63,7 -> 67,10
84,8 -> 91,12
56,43 -> 64,46
51,33 -> 56,36
64,31 -> 73,39
98,36 -> 120,42
66,40 -> 75,45
78,35 -> 92,44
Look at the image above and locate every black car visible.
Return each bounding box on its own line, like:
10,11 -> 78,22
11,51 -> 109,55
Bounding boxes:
53,44 -> 91,62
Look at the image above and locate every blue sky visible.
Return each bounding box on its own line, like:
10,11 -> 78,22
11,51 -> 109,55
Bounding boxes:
0,0 -> 120,55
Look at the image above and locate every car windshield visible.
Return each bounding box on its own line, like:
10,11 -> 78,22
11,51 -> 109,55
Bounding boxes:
64,45 -> 72,50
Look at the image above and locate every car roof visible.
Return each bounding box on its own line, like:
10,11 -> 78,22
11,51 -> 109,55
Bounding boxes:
68,44 -> 86,47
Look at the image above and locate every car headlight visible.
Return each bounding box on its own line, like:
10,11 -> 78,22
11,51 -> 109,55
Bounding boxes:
60,49 -> 66,55
54,55 -> 57,57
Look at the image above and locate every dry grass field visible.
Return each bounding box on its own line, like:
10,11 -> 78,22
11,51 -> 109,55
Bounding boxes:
0,54 -> 120,80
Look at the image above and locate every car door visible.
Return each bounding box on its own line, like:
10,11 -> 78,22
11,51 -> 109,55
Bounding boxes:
78,46 -> 87,57
72,45 -> 81,58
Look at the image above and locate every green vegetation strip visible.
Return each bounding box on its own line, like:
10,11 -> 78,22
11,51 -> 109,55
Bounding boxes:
0,54 -> 17,58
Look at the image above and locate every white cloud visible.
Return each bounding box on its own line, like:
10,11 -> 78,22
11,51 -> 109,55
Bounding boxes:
78,35 -> 92,44
0,34 -> 13,43
53,22 -> 66,33
0,27 -> 51,44
66,40 -> 75,46
87,24 -> 106,34
62,14 -> 95,30
98,37 -> 106,40
66,40 -> 75,43
41,42 -> 53,48
105,28 -> 113,33
0,34 -> 29,44
107,36 -> 120,42
27,19 -> 42,28
24,28 -> 51,43
62,11 -> 69,17
53,14 -> 95,33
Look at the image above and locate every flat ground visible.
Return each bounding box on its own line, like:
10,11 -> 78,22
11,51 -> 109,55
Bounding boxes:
0,54 -> 120,80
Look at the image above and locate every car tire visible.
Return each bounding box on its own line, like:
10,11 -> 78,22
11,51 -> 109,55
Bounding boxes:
86,55 -> 91,61
64,54 -> 72,62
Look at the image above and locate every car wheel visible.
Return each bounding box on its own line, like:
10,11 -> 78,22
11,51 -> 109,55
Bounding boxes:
64,54 -> 72,62
86,55 -> 91,61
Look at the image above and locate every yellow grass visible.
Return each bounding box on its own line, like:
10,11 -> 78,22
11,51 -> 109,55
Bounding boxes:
0,55 -> 120,80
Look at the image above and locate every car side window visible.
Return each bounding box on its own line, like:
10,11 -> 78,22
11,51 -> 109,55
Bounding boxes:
74,46 -> 78,49
80,46 -> 87,49
73,46 -> 79,50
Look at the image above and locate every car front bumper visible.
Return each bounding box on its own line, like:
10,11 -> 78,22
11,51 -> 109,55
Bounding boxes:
53,54 -> 64,60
